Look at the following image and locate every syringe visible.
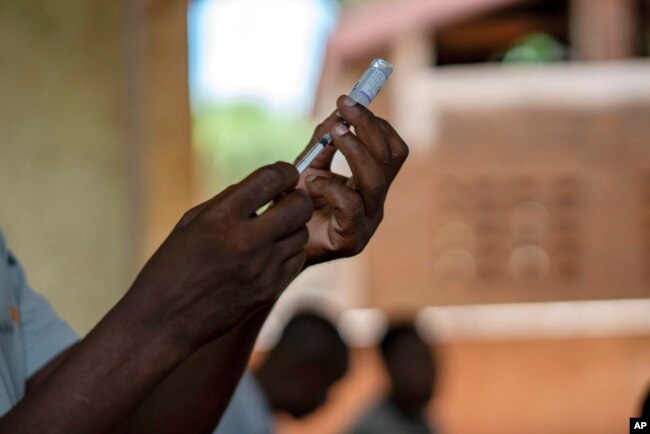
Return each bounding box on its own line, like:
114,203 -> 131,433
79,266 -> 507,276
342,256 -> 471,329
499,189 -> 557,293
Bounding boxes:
295,58 -> 394,174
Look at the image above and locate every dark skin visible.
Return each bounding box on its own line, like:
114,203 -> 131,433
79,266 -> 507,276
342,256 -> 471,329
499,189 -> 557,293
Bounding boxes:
0,95 -> 408,434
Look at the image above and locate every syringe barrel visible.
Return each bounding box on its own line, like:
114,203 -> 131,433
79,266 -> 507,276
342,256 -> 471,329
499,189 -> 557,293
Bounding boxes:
347,58 -> 393,107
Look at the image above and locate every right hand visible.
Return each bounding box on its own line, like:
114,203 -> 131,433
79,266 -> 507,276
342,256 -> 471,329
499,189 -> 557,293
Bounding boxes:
125,162 -> 313,349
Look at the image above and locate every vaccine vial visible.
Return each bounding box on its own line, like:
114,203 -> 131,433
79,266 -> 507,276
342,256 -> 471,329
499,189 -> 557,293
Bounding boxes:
295,58 -> 393,173
348,58 -> 394,107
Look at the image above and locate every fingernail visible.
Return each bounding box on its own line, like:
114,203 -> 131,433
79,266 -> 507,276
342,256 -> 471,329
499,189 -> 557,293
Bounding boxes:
306,175 -> 317,183
342,95 -> 357,107
333,122 -> 348,136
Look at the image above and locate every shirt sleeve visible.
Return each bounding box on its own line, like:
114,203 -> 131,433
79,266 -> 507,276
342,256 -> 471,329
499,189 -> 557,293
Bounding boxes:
7,251 -> 79,378
213,373 -> 271,434
213,381 -> 248,434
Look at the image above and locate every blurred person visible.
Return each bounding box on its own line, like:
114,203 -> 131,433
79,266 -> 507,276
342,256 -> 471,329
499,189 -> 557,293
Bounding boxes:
349,323 -> 437,434
214,311 -> 348,434
0,95 -> 409,434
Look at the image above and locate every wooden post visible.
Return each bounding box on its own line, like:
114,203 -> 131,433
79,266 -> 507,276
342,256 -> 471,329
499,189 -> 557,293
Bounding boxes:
123,0 -> 194,267
571,0 -> 637,60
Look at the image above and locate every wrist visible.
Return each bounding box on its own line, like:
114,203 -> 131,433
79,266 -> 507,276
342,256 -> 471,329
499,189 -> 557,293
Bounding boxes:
115,287 -> 196,359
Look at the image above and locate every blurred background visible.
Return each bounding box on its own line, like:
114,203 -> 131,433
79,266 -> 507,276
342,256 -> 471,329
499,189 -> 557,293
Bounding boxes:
1,0 -> 650,433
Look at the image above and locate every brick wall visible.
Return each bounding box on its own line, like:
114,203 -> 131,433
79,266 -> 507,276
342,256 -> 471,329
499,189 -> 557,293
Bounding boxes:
368,103 -> 650,310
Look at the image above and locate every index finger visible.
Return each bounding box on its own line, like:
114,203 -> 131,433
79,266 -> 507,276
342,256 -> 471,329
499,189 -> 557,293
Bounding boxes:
376,117 -> 410,181
336,96 -> 392,176
210,162 -> 299,217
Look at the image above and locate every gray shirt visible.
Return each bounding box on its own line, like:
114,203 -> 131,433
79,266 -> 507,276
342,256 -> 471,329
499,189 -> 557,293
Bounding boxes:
349,400 -> 435,434
0,231 -> 79,416
213,373 -> 272,434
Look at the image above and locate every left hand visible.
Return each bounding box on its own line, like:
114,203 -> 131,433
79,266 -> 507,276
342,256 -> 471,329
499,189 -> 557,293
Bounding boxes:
296,95 -> 409,266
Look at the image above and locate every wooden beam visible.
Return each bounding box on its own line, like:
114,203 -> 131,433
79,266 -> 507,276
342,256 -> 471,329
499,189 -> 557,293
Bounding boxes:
123,0 -> 194,267
571,0 -> 637,60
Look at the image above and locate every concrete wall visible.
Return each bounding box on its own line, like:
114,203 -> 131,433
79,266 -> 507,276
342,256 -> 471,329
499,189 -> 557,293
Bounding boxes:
0,2 -> 131,334
0,1 -> 194,334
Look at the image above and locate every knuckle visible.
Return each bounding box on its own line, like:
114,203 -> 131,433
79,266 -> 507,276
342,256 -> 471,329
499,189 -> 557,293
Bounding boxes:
200,203 -> 230,224
378,152 -> 392,169
370,178 -> 388,196
358,108 -> 376,126
195,210 -> 215,227
376,117 -> 390,128
181,208 -> 196,221
376,117 -> 395,137
258,165 -> 286,188
262,163 -> 297,191
390,134 -> 409,159
339,134 -> 362,154
220,184 -> 237,196
178,209 -> 196,227
343,238 -> 366,257
274,161 -> 295,172
395,142 -> 410,160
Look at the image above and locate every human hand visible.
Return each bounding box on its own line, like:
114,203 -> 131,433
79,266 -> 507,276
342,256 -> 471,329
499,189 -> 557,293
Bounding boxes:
297,95 -> 409,266
126,162 -> 313,349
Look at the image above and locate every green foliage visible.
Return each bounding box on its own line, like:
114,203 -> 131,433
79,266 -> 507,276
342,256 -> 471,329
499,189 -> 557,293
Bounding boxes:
503,33 -> 566,64
193,102 -> 314,190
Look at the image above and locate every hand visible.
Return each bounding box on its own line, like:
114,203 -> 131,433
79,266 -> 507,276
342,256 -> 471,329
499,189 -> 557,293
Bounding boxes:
126,162 -> 313,349
297,95 -> 409,266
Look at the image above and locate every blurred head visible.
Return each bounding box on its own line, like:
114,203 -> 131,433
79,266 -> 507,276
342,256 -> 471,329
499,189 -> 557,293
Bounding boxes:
642,385 -> 650,418
380,323 -> 436,414
256,312 -> 349,418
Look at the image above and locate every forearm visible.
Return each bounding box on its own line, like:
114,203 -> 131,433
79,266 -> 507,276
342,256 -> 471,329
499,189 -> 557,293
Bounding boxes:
118,305 -> 273,434
0,297 -> 191,434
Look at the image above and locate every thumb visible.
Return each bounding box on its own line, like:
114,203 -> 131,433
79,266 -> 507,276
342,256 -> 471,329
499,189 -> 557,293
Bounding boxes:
305,174 -> 349,198
305,175 -> 327,197
298,169 -> 334,191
